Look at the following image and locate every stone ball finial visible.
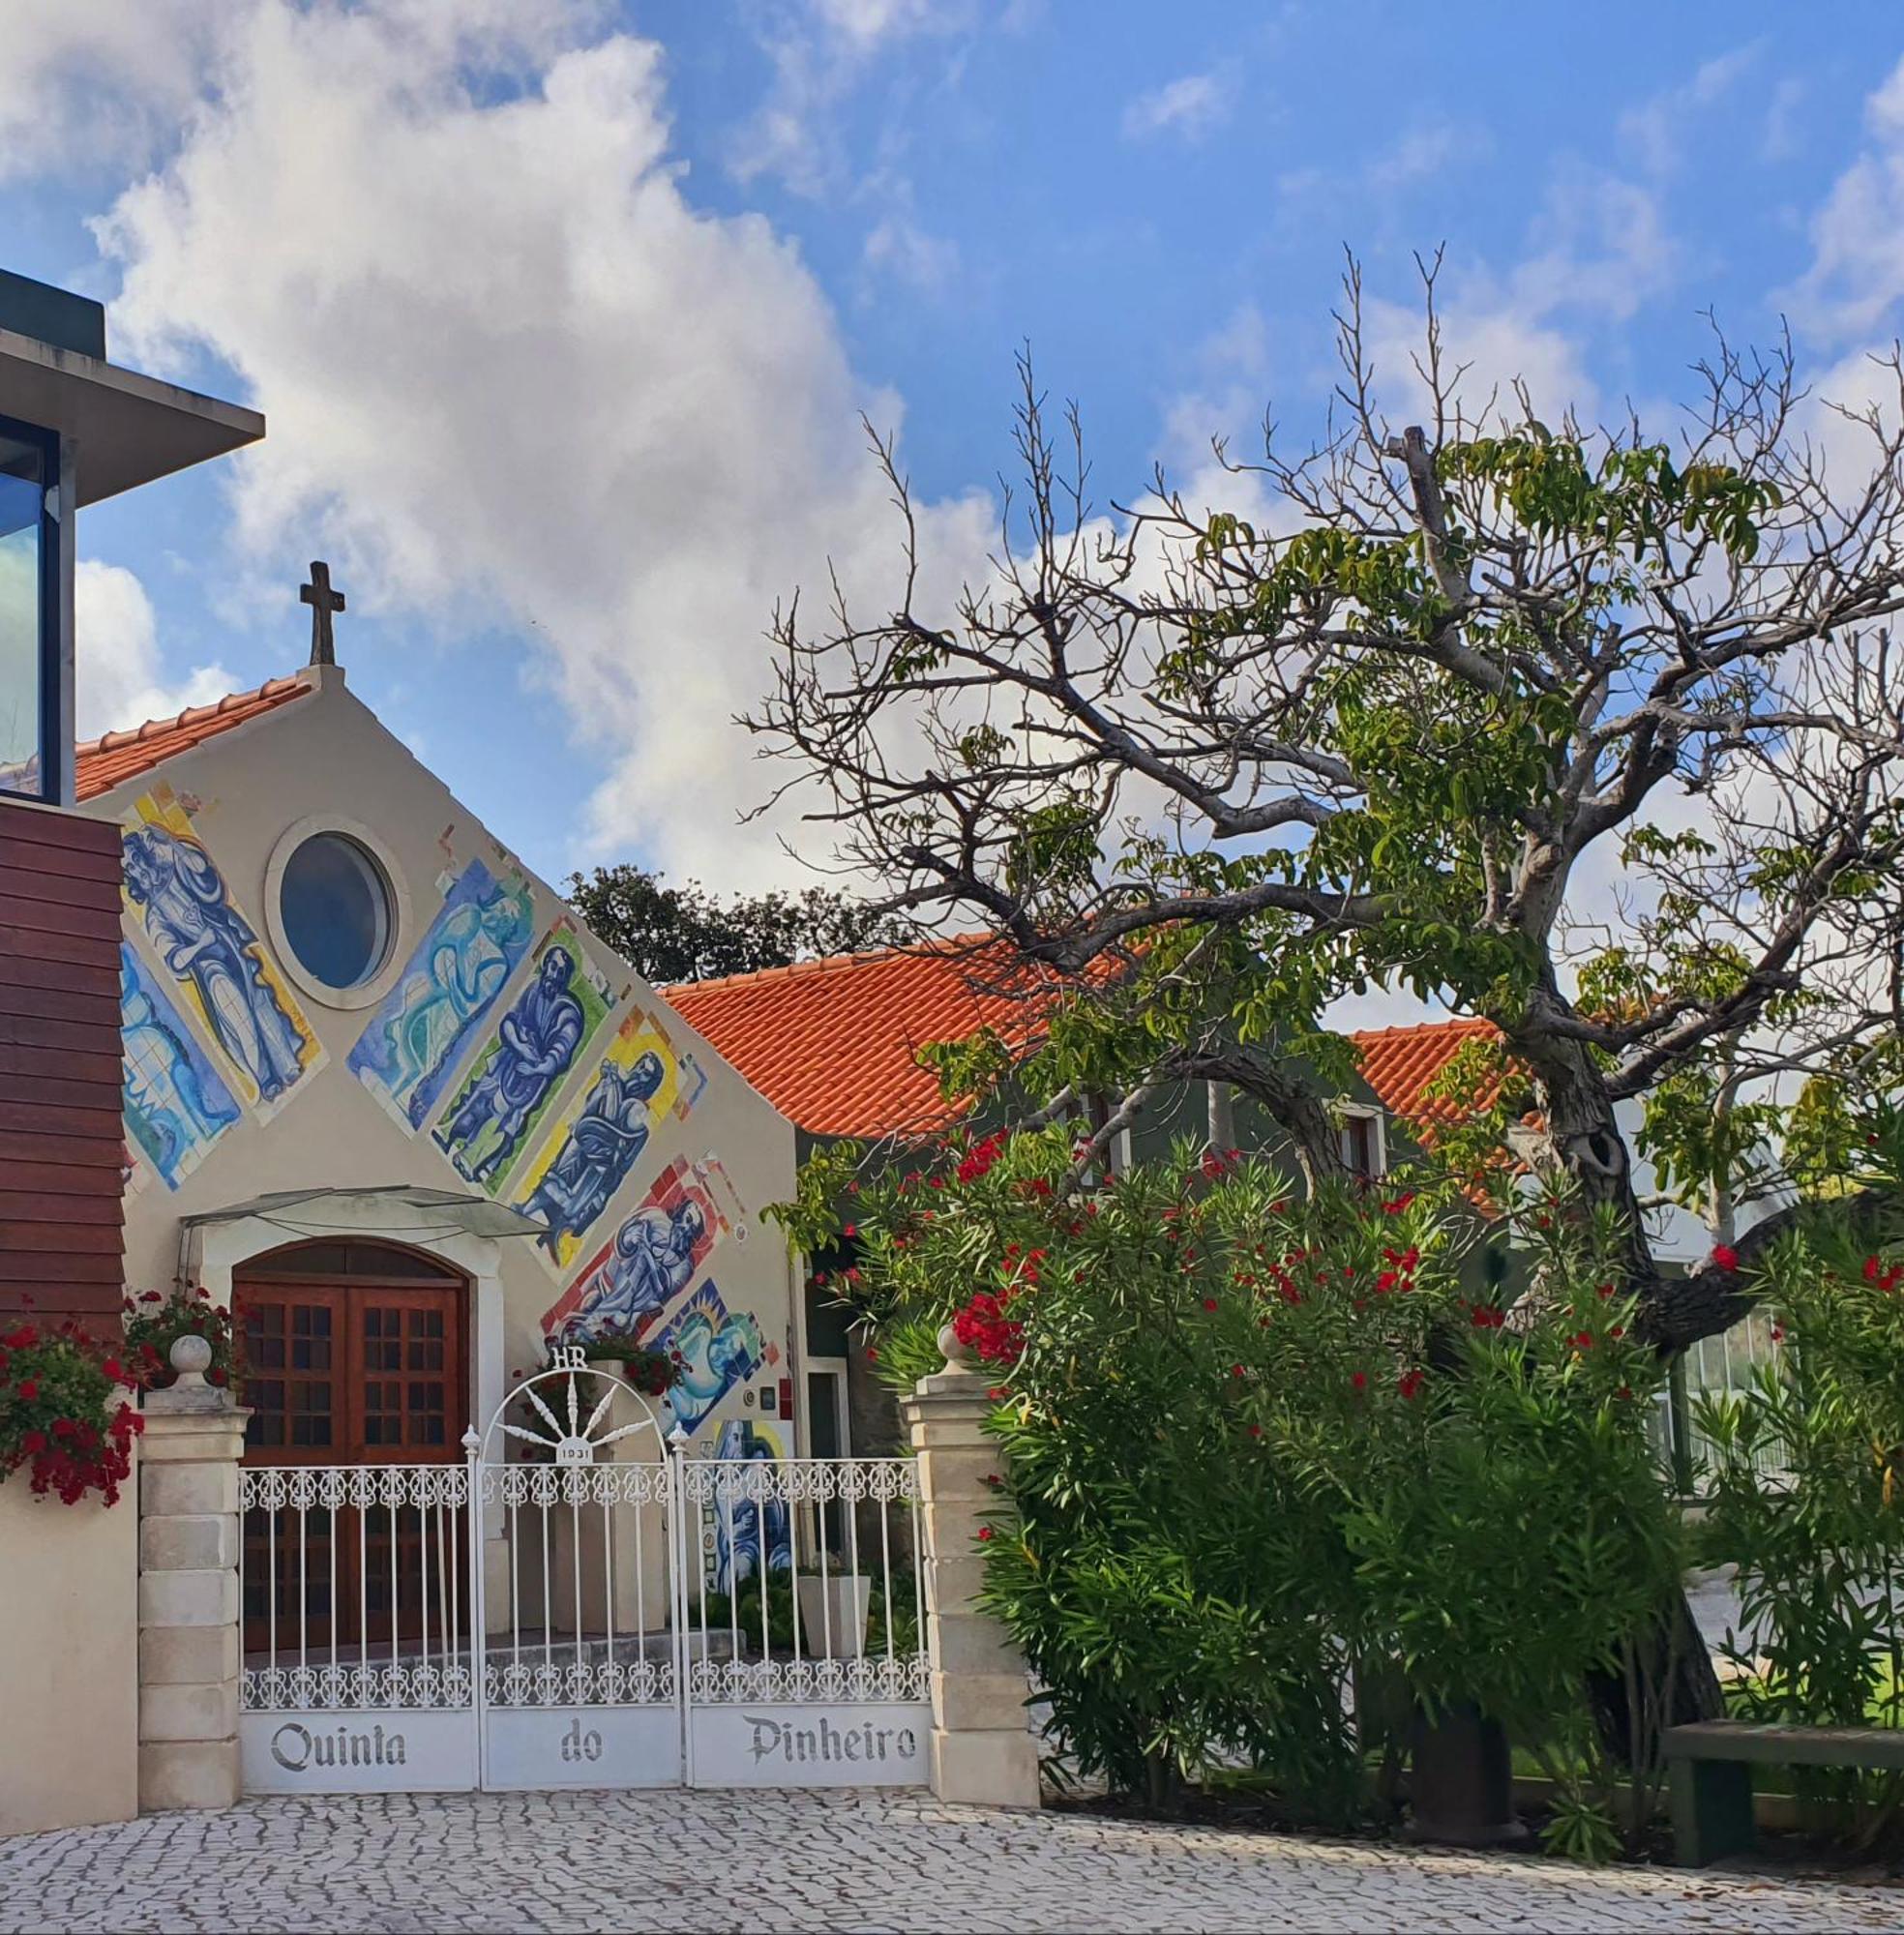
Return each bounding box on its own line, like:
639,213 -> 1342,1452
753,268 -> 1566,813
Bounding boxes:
937,1322 -> 978,1373
169,1333 -> 213,1385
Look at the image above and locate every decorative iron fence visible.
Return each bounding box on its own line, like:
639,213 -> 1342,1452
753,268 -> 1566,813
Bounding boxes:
237,1362 -> 933,1794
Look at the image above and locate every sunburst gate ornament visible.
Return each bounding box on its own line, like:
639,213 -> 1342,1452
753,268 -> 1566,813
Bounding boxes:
467,1346 -> 676,1466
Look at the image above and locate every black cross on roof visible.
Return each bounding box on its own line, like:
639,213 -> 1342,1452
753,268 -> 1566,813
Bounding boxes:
300,560 -> 346,667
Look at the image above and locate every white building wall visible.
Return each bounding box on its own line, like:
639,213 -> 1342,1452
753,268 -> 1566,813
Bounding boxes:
93,664 -> 799,1456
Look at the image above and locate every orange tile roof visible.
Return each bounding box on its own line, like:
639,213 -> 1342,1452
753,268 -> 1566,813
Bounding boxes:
75,674 -> 311,801
667,941 -> 1073,1139
669,938 -> 1519,1146
1351,1017 -> 1506,1127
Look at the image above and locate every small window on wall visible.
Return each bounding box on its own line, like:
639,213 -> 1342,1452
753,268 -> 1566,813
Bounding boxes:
0,418 -> 55,801
1342,1109 -> 1385,1179
279,830 -> 395,993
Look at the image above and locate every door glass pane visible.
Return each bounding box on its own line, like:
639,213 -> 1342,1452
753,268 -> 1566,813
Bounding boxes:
807,1370 -> 844,1460
0,432 -> 46,798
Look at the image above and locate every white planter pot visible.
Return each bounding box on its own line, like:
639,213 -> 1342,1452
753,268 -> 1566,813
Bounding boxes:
796,1574 -> 872,1658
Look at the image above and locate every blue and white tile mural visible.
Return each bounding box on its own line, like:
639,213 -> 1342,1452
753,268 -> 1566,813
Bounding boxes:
120,940 -> 241,1188
711,1419 -> 792,1593
431,922 -> 611,1191
119,783 -> 321,1112
347,857 -> 536,1127
655,1284 -> 764,1438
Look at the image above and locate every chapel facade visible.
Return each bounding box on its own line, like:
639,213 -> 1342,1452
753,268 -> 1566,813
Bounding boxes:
82,645 -> 800,1491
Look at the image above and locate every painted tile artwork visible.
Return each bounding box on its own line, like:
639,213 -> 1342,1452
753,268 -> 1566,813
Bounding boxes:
541,1153 -> 738,1346
653,1283 -> 764,1438
710,1419 -> 792,1593
347,858 -> 536,1128
119,783 -> 322,1111
431,919 -> 611,1193
514,1006 -> 710,1271
120,941 -> 241,1188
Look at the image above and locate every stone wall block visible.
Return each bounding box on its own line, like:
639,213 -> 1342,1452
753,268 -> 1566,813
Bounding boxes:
137,1387 -> 249,1815
900,1355 -> 1041,1811
140,1625 -> 240,1687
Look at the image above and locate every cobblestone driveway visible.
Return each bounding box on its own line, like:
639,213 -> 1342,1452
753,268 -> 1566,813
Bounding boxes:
3,1790 -> 1896,1934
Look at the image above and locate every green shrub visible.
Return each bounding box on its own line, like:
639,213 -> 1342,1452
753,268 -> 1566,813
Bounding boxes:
1696,1120 -> 1904,1850
818,1127 -> 1681,1839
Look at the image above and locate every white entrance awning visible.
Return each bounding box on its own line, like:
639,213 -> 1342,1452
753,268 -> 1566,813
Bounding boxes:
181,1185 -> 548,1245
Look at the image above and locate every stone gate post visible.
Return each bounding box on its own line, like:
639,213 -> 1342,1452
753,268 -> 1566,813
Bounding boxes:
899,1329 -> 1041,1809
138,1336 -> 250,1812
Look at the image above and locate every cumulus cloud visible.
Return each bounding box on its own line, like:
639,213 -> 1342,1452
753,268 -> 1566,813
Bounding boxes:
1787,54 -> 1904,345
80,1 -> 995,887
1616,44 -> 1759,178
74,559 -> 234,739
1121,73 -> 1233,144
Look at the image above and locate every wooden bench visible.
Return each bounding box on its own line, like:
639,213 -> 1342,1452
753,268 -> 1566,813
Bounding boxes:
1663,1719 -> 1904,1865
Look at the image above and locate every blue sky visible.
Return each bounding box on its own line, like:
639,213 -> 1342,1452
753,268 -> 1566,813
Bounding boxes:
5,2 -> 1904,890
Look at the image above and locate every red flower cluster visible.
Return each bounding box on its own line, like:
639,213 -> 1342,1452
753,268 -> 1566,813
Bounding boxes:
952,1291 -> 1025,1366
1376,1245 -> 1419,1295
1397,1368 -> 1426,1401
1711,1244 -> 1740,1272
1864,1255 -> 1903,1293
3,1320 -> 144,1507
955,1131 -> 1008,1184
1470,1303 -> 1505,1329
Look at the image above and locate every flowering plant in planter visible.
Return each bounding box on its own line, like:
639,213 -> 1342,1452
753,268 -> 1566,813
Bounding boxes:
0,1318 -> 143,1505
575,1333 -> 682,1400
123,1284 -> 240,1394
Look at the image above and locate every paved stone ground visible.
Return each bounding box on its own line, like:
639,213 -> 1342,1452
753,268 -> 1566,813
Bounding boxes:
2,1790 -> 1898,1934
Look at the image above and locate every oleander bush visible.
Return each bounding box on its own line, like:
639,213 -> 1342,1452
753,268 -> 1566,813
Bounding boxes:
784,1128 -> 1683,1847
1696,1112 -> 1904,1851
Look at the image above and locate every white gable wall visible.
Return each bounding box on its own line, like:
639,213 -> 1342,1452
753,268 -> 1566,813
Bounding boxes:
92,665 -> 799,1454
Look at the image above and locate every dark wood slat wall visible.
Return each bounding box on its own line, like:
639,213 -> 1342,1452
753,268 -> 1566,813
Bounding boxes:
0,797 -> 126,1329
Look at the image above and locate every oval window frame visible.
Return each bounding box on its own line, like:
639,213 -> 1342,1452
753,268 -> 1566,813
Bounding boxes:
262,816 -> 410,1011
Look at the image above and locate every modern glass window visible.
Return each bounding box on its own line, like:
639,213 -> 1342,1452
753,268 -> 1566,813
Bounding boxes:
279,831 -> 395,992
0,417 -> 54,799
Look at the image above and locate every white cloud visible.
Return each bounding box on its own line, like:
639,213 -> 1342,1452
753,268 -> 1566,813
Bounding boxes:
86,1 -> 994,889
729,0 -> 973,197
862,213 -> 961,291
1616,44 -> 1759,178
1788,54 -> 1904,344
74,559 -> 234,739
0,0 -> 216,187
1121,72 -> 1232,144
1363,121 -> 1490,194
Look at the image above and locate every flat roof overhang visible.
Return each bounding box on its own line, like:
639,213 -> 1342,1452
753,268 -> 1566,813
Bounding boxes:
0,325 -> 264,505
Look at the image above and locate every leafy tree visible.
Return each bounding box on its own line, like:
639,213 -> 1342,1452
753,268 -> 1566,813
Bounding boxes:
567,863 -> 904,985
751,261 -> 1904,1354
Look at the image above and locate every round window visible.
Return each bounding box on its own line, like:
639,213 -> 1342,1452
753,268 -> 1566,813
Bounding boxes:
278,832 -> 394,992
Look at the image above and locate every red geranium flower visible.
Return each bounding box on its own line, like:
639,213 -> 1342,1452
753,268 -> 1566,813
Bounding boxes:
17,1379 -> 38,1401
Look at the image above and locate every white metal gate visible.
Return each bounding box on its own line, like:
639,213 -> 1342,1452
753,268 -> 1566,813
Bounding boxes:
239,1357 -> 930,1795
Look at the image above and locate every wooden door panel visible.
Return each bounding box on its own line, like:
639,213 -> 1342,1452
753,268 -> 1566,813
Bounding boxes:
237,1271 -> 467,1653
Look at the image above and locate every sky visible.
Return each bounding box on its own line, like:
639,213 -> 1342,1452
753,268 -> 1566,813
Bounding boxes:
7,0 -> 1904,899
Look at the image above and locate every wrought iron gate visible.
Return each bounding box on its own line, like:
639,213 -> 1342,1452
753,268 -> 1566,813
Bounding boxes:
238,1355 -> 930,1795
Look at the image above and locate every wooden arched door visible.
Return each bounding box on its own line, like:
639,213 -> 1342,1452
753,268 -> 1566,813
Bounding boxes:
236,1238 -> 470,1654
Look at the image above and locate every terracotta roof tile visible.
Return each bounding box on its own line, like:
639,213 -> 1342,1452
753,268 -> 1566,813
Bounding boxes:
670,940 -> 1519,1147
1351,1017 -> 1505,1125
74,674 -> 311,801
667,941 -> 1069,1140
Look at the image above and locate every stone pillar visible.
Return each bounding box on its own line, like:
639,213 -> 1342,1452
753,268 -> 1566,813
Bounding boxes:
138,1336 -> 250,1812
899,1329 -> 1041,1809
